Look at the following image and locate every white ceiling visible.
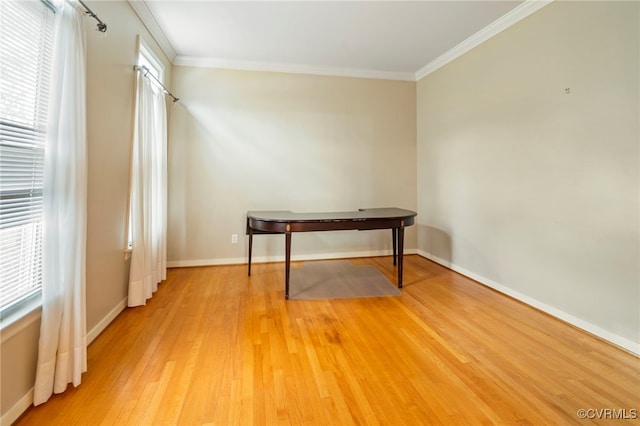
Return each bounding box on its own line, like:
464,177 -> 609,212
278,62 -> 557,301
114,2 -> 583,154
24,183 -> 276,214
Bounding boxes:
132,0 -> 546,81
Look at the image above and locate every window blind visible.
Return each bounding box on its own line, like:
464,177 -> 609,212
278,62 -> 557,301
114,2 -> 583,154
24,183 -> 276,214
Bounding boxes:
0,0 -> 55,314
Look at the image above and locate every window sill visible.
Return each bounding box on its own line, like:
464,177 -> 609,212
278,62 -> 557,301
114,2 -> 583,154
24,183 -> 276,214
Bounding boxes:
0,296 -> 42,344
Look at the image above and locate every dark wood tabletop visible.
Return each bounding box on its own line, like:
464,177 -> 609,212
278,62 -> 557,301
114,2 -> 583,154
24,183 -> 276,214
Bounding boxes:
247,208 -> 417,223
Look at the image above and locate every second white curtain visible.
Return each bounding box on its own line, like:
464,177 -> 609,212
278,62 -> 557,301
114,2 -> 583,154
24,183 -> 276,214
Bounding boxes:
128,69 -> 167,306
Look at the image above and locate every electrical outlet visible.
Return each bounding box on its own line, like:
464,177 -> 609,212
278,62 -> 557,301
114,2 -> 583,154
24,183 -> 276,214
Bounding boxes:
231,234 -> 238,244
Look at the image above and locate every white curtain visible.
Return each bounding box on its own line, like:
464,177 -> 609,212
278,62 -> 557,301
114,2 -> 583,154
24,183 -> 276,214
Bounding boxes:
128,69 -> 167,307
34,0 -> 87,406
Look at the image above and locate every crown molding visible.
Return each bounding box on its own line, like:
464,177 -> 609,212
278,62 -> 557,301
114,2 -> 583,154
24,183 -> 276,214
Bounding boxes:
129,0 -> 552,83
127,0 -> 176,63
174,56 -> 416,82
415,0 -> 553,81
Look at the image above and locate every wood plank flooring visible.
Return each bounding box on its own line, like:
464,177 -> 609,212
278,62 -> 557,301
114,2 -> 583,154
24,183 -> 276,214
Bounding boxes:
14,255 -> 640,425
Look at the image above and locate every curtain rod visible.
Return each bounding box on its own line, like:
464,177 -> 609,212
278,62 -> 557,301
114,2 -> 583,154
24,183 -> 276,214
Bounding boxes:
77,0 -> 107,33
134,65 -> 180,103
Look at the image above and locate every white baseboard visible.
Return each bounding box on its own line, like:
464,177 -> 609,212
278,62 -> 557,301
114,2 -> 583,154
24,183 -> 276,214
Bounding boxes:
417,250 -> 640,356
1,388 -> 33,426
2,299 -> 128,425
87,297 -> 128,345
167,248 -> 418,268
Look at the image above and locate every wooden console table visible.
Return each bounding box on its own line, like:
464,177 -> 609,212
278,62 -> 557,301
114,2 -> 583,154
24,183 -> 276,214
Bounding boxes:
246,208 -> 417,299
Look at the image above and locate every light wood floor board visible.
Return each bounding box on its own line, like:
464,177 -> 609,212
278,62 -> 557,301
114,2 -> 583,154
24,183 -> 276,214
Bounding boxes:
14,255 -> 640,425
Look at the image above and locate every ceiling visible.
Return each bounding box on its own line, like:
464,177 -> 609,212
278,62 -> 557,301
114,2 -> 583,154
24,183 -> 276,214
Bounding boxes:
132,0 -> 544,81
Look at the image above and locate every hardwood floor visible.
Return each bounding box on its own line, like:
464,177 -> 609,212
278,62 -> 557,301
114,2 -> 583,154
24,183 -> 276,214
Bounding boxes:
15,255 -> 639,425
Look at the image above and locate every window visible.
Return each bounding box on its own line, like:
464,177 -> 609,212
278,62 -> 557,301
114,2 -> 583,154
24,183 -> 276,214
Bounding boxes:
138,41 -> 164,82
0,0 -> 55,317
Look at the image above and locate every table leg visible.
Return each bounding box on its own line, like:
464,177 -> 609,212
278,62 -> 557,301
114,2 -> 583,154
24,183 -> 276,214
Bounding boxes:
392,228 -> 397,266
398,226 -> 405,288
285,231 -> 292,299
248,227 -> 253,276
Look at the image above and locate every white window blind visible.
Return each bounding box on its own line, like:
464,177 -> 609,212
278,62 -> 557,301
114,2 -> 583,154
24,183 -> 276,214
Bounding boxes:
0,0 -> 55,315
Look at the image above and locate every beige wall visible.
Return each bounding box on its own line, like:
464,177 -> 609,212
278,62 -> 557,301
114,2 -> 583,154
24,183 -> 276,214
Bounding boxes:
417,1 -> 639,348
168,68 -> 417,265
1,1 -> 171,421
85,2 -> 172,332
